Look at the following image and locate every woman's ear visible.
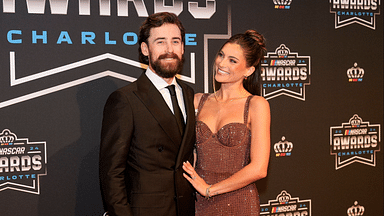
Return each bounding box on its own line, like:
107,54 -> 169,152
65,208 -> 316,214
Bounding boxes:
247,66 -> 256,77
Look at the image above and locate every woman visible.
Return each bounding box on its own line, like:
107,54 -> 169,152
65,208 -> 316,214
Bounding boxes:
182,30 -> 270,215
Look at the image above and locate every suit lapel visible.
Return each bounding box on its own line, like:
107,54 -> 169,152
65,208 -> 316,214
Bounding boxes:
134,74 -> 182,146
175,79 -> 195,168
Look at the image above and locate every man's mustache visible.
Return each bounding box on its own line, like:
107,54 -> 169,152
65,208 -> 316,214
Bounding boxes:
158,53 -> 179,60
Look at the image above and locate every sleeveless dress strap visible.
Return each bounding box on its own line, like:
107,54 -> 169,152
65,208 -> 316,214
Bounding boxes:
243,96 -> 254,124
196,93 -> 210,118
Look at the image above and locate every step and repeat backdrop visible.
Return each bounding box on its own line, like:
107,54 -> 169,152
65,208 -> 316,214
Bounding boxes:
1,1 -> 382,215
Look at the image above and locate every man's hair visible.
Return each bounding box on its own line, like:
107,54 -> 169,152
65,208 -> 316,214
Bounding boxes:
138,12 -> 185,65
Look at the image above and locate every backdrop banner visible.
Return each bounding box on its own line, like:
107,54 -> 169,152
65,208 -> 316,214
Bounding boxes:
1,1 -> 382,215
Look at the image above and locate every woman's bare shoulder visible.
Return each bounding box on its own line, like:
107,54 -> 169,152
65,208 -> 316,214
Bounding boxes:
249,95 -> 270,112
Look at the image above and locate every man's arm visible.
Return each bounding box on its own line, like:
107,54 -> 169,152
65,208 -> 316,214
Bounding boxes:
99,90 -> 134,216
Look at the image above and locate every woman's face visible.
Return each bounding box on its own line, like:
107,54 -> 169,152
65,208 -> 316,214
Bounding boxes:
214,43 -> 254,85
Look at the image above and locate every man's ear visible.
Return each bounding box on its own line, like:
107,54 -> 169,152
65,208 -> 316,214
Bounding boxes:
141,42 -> 149,56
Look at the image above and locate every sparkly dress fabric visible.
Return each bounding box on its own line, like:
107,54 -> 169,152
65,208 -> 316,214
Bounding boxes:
195,94 -> 260,216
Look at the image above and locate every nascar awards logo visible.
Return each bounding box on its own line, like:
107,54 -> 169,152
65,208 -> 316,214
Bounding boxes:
347,201 -> 365,216
330,114 -> 381,170
260,44 -> 311,101
273,0 -> 292,9
274,136 -> 293,157
0,0 -> 221,109
0,129 -> 47,194
260,190 -> 311,216
329,0 -> 381,29
347,62 -> 364,82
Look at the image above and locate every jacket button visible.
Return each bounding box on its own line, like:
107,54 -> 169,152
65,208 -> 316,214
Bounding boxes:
158,146 -> 164,152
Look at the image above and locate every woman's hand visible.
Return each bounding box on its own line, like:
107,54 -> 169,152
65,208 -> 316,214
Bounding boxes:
182,161 -> 210,196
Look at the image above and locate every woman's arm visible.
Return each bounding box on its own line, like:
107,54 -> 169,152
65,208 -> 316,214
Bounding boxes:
183,96 -> 270,197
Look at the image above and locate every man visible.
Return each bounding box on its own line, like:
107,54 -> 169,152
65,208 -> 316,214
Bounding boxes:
99,12 -> 195,216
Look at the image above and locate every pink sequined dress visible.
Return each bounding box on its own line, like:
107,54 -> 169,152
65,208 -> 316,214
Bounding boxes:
195,94 -> 260,215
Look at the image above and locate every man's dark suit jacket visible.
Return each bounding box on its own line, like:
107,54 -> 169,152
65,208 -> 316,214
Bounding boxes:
99,73 -> 195,216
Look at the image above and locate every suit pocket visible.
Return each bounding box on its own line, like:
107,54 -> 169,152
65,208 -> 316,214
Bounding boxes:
130,193 -> 165,208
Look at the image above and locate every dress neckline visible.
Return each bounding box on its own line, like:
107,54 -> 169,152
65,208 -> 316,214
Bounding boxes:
196,120 -> 249,135
196,94 -> 254,132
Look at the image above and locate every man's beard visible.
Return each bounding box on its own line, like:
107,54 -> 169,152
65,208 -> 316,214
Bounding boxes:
150,53 -> 184,78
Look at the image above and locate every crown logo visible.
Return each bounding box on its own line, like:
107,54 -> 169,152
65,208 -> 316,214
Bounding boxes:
0,129 -> 16,144
277,190 -> 291,203
347,63 -> 364,81
274,136 -> 293,156
347,201 -> 365,216
273,0 -> 292,6
275,44 -> 290,58
349,114 -> 362,127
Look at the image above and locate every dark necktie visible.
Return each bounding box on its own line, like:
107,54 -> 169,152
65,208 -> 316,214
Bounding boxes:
166,85 -> 185,135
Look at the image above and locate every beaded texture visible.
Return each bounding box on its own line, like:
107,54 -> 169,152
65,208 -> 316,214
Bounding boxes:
195,94 -> 260,216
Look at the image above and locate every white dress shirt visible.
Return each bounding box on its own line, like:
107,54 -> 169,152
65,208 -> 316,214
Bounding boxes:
145,68 -> 186,122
